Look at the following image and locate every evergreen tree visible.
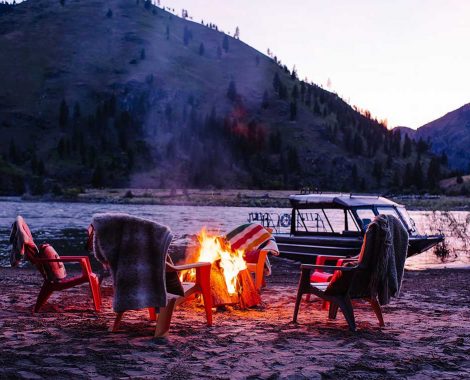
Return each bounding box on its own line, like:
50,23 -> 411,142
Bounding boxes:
227,80 -> 237,102
290,66 -> 297,80
73,102 -> 81,120
106,8 -> 113,18
372,159 -> 383,186
269,130 -> 282,153
427,156 -> 441,189
392,170 -> 401,188
404,163 -> 413,188
351,164 -> 358,188
261,90 -> 269,109
222,34 -> 229,53
413,158 -> 424,189
140,48 -> 146,60
416,138 -> 429,154
289,102 -> 297,121
91,163 -> 105,188
402,134 -> 412,157
57,138 -> 66,159
291,84 -> 298,100
278,82 -> 287,100
59,99 -> 69,129
353,133 -> 363,155
8,140 -> 18,163
165,25 -> 170,40
272,72 -> 280,92
440,152 -> 448,166
199,42 -> 205,55
287,146 -> 300,172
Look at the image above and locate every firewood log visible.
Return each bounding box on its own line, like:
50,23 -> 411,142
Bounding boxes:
237,268 -> 261,309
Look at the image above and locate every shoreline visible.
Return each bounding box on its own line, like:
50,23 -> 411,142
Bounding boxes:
1,189 -> 469,211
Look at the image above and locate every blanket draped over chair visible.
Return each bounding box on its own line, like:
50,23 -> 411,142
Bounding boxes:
92,213 -> 173,313
225,223 -> 279,275
351,214 -> 409,305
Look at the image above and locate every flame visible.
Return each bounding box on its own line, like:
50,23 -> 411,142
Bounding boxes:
192,228 -> 247,294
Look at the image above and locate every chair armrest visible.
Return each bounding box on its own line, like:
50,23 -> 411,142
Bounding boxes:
315,254 -> 355,266
300,264 -> 357,272
336,258 -> 358,266
35,257 -> 88,263
169,261 -> 212,271
35,256 -> 92,275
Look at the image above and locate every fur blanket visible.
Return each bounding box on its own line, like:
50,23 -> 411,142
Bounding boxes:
368,214 -> 409,305
92,213 -> 173,313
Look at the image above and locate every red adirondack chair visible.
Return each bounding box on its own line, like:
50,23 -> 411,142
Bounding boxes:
10,216 -> 101,313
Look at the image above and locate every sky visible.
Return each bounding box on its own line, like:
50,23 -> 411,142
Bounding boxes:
6,0 -> 470,129
161,0 -> 470,129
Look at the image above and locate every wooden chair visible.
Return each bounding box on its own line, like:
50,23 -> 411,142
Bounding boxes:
293,263 -> 384,331
111,261 -> 213,338
11,217 -> 101,313
306,254 -> 359,307
293,220 -> 401,331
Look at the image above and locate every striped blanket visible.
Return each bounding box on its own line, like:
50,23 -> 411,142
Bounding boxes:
225,223 -> 279,275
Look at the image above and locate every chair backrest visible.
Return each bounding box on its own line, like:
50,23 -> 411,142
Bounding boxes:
12,217 -> 48,279
351,214 -> 408,300
326,215 -> 389,298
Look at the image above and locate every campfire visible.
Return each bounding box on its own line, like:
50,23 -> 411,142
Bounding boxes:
182,228 -> 261,309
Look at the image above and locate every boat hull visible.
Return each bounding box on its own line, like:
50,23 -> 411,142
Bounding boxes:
274,233 -> 444,263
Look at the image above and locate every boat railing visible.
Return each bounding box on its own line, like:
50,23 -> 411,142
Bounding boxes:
248,212 -> 292,233
297,212 -> 326,232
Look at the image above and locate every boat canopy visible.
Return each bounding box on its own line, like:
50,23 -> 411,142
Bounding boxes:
289,193 -> 402,208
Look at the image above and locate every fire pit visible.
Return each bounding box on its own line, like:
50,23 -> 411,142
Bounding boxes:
181,228 -> 261,309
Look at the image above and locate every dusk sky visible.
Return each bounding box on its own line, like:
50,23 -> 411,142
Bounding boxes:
163,0 -> 470,129
7,0 -> 470,129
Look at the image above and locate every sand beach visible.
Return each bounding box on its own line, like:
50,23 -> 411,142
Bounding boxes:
1,257 -> 469,379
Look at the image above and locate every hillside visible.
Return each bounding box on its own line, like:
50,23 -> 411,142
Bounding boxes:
416,104 -> 470,172
0,0 -> 447,195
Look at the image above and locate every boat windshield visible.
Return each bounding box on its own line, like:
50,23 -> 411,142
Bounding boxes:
396,206 -> 417,234
295,208 -> 360,234
356,208 -> 376,230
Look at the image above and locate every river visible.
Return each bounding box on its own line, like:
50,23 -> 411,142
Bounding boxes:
0,199 -> 468,269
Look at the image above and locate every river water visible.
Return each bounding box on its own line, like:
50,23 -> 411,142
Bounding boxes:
0,199 -> 468,269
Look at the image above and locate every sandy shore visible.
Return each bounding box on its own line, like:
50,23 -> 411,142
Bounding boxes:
1,257 -> 469,379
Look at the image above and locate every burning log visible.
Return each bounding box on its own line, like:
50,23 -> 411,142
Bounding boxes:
210,260 -> 237,306
208,263 -> 260,309
236,268 -> 261,309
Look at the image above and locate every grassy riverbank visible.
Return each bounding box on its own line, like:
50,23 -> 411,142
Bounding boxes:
10,188 -> 470,211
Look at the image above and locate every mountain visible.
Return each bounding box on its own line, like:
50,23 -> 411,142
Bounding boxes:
414,104 -> 470,172
0,0 -> 446,195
